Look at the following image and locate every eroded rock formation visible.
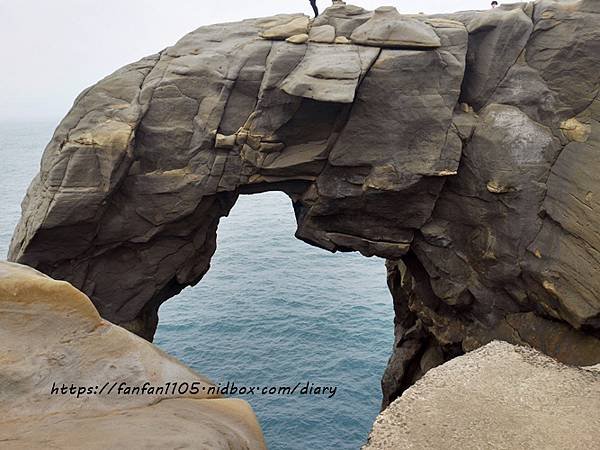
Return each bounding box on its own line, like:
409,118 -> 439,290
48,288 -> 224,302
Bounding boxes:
8,1 -> 600,407
0,262 -> 266,449
366,341 -> 600,449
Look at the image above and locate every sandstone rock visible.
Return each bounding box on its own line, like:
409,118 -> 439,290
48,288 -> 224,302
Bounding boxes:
350,7 -> 442,49
458,8 -> 533,110
280,43 -> 379,103
526,0 -> 600,119
260,16 -> 309,40
334,36 -> 351,44
215,133 -> 237,149
561,117 -> 591,142
286,33 -> 309,44
7,1 -> 600,412
312,3 -> 372,38
0,262 -> 266,449
308,25 -> 336,43
488,61 -> 560,126
366,341 -> 600,450
581,0 -> 600,13
523,103 -> 600,330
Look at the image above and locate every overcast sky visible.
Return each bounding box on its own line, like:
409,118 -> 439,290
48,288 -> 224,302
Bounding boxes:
0,0 -> 487,120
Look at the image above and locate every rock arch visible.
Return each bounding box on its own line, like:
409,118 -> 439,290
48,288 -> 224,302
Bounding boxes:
9,2 -> 600,405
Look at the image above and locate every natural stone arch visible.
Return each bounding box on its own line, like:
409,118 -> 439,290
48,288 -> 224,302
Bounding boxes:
9,2 -> 600,406
9,8 -> 461,339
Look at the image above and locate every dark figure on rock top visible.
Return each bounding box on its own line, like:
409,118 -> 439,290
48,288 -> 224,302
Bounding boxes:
310,0 -> 319,17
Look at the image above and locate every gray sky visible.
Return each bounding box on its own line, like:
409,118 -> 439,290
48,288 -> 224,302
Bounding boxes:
0,0 -> 486,120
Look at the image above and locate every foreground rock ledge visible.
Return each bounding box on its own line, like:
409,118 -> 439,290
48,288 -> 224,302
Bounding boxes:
365,341 -> 600,450
0,262 -> 266,450
8,0 -> 600,407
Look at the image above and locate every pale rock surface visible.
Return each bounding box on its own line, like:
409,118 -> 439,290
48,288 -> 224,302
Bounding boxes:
350,6 -> 442,48
0,262 -> 266,450
366,341 -> 600,450
308,24 -> 336,43
286,33 -> 309,44
259,15 -> 309,40
334,36 -> 351,44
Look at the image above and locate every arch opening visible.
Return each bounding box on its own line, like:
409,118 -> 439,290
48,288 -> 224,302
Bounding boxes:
154,191 -> 393,450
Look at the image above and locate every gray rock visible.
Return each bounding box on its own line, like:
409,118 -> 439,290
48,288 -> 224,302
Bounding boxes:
525,0 -> 600,120
7,1 -> 600,415
350,6 -> 442,49
523,102 -> 600,330
459,7 -> 533,110
308,25 -> 336,43
280,43 -> 379,103
312,3 -> 372,38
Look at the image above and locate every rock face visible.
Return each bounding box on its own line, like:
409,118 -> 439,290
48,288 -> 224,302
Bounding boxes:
0,262 -> 266,449
365,341 -> 600,450
8,1 -> 600,408
350,7 -> 442,49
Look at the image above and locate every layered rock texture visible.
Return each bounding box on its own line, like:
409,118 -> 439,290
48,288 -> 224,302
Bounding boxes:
8,1 -> 600,407
0,262 -> 266,449
365,341 -> 600,450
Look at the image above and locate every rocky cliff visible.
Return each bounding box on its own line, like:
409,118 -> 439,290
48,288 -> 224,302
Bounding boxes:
0,262 -> 266,449
8,0 -> 600,407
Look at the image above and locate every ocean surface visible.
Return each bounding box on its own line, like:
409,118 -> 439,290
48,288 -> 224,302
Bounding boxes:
0,120 -> 394,450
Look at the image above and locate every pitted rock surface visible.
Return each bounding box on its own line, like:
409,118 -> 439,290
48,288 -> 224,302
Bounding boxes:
366,341 -> 600,450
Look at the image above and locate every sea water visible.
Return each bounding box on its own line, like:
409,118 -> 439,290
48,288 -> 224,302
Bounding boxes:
0,120 -> 394,450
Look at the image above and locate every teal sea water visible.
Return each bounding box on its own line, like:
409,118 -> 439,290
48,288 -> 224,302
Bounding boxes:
0,120 -> 394,450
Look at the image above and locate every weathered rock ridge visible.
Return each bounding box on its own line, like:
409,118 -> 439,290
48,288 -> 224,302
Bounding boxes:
8,1 -> 600,407
0,262 -> 266,449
